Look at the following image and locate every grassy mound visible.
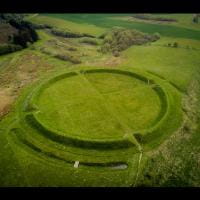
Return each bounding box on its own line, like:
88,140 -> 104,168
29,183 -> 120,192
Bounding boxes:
0,66 -> 182,186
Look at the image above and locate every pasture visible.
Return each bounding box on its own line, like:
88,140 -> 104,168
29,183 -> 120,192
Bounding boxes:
0,13 -> 200,186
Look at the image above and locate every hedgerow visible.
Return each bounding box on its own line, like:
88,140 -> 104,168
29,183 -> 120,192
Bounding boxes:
79,37 -> 99,45
50,28 -> 95,38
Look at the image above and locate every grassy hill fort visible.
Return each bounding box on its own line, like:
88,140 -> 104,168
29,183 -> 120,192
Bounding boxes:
0,13 -> 200,187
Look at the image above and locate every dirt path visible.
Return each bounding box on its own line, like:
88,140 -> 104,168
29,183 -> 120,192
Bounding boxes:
133,152 -> 143,187
0,88 -> 15,119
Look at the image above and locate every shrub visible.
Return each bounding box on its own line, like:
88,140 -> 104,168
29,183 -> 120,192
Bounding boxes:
103,34 -> 113,43
0,44 -> 23,55
51,28 -> 82,38
98,32 -> 107,39
132,14 -> 177,22
97,48 -> 102,52
113,50 -> 120,57
173,42 -> 178,48
100,27 -> 159,54
79,38 -> 99,45
9,20 -> 38,46
40,47 -> 54,56
50,28 -> 95,38
31,23 -> 53,29
68,47 -> 77,51
100,43 -> 111,53
69,57 -> 82,64
54,53 -> 81,64
0,14 -> 39,53
153,32 -> 161,40
40,46 -> 81,64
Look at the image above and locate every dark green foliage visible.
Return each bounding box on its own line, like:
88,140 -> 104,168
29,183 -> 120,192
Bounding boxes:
31,23 -> 53,29
0,13 -> 38,50
50,28 -> 95,38
153,32 -> 161,38
132,14 -> 177,22
68,47 -> 77,51
0,14 -> 25,22
98,32 -> 107,39
13,29 -> 33,48
113,50 -> 120,57
79,38 -> 99,45
167,43 -> 171,47
173,42 -> 178,48
100,27 -> 160,54
39,46 -> 81,64
10,20 -> 38,48
54,53 -> 81,64
0,44 -> 22,55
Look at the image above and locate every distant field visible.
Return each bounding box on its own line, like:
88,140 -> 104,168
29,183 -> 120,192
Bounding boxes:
28,15 -> 106,36
120,37 -> 200,92
42,14 -> 200,40
152,14 -> 200,31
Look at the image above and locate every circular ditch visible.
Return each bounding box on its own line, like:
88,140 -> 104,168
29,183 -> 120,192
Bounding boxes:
24,68 -> 169,148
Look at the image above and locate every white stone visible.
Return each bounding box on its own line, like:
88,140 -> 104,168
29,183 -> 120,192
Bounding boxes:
74,161 -> 79,168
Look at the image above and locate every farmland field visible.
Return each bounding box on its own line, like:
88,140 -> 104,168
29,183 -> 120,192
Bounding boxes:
0,13 -> 200,187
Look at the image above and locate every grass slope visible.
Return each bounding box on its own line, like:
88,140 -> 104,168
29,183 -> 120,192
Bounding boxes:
120,37 -> 200,92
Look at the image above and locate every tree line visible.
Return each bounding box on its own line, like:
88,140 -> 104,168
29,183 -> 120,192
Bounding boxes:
0,14 -> 39,55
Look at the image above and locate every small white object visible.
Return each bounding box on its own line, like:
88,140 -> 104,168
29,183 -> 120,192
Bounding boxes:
74,161 -> 79,168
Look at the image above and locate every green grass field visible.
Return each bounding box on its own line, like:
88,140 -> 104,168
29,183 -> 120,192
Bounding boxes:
0,13 -> 200,187
27,15 -> 106,37
41,14 -> 200,40
36,70 -> 161,139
